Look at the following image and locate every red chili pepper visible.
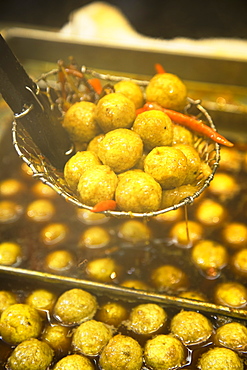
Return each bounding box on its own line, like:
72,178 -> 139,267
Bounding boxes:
154,63 -> 166,74
137,102 -> 234,147
91,200 -> 117,213
87,78 -> 103,95
206,267 -> 219,278
136,106 -> 148,115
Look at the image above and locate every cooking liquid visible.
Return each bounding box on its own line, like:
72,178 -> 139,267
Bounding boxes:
0,126 -> 247,369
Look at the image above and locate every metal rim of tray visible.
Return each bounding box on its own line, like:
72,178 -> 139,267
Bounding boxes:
0,265 -> 246,320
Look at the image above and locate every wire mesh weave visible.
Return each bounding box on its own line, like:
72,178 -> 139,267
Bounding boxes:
12,66 -> 220,218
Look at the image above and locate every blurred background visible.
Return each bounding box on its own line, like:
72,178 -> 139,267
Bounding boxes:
1,0 -> 247,39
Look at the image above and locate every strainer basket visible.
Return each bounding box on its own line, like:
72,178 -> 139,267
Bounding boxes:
11,65 -> 220,218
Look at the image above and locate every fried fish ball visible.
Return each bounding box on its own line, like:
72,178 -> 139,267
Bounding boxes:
25,289 -> 56,317
0,290 -> 17,314
53,354 -> 94,370
77,165 -> 118,207
208,172 -> 240,201
146,73 -> 187,110
150,264 -> 189,293
115,170 -> 162,213
214,282 -> 247,308
79,226 -> 111,249
0,178 -> 26,197
7,338 -> 54,370
0,303 -> 42,344
197,347 -> 243,370
87,133 -> 105,155
172,124 -> 194,145
62,101 -> 101,144
45,250 -> 74,273
214,322 -> 247,352
98,128 -> 143,173
114,80 -> 144,109
195,198 -> 227,227
64,151 -> 101,191
85,257 -> 121,283
76,208 -> 108,225
198,162 -> 213,183
174,144 -> 201,184
161,184 -> 199,209
170,310 -> 213,345
220,147 -> 243,172
125,303 -> 167,336
0,241 -> 22,266
191,240 -> 228,276
144,334 -> 186,370
144,146 -> 188,189
222,223 -> 247,249
99,334 -> 143,370
72,319 -> 112,356
0,200 -> 23,223
169,220 -> 203,247
95,93 -> 136,132
154,208 -> 183,223
26,199 -> 55,223
118,220 -> 152,244
134,151 -> 148,170
95,301 -> 128,327
20,162 -> 33,177
40,222 -> 69,246
132,110 -> 173,150
121,279 -> 151,290
231,248 -> 247,278
53,288 -> 98,326
42,324 -> 71,354
31,181 -> 57,198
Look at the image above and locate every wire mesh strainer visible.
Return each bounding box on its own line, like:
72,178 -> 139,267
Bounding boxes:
11,65 -> 221,218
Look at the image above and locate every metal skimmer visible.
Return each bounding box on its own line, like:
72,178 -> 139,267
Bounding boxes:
12,65 -> 220,218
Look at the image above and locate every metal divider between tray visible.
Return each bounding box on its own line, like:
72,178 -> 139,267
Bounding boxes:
0,265 -> 246,320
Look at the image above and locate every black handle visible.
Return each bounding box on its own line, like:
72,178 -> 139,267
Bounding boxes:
0,34 -> 74,170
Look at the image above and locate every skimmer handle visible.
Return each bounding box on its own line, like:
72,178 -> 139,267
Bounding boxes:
0,34 -> 74,170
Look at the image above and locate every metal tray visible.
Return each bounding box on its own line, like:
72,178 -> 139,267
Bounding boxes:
1,26 -> 247,143
1,265 -> 247,321
0,26 -> 247,322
